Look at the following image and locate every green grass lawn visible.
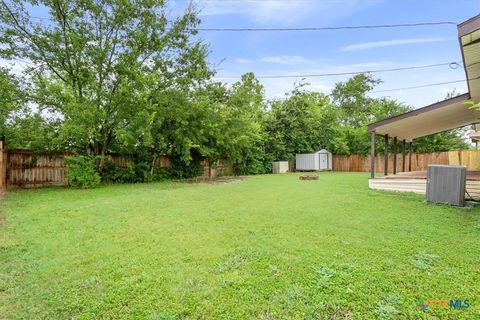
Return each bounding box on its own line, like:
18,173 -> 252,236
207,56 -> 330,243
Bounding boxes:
1,173 -> 480,319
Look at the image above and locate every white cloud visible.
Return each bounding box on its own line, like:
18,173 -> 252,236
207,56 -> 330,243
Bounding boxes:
261,55 -> 313,65
197,0 -> 382,25
234,58 -> 252,64
341,38 -> 448,52
307,83 -> 333,93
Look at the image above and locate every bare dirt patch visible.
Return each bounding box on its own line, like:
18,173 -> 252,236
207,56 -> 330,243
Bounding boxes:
176,176 -> 246,185
299,175 -> 319,180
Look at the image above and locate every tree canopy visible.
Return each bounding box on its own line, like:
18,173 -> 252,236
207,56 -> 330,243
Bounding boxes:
0,0 -> 471,178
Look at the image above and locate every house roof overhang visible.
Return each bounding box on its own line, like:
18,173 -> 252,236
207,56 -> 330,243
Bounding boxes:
459,14 -> 480,99
367,93 -> 479,141
368,14 -> 480,141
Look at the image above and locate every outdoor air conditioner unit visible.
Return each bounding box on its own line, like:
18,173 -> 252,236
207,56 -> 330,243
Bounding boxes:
426,165 -> 466,207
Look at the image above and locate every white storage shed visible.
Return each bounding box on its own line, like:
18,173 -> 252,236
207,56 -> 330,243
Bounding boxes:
295,149 -> 332,171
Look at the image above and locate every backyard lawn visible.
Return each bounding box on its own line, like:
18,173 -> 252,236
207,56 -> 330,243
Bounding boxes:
1,172 -> 479,319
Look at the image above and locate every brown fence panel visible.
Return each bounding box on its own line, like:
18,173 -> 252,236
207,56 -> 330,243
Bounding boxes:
0,140 -> 6,193
7,151 -> 68,188
200,160 -> 234,178
5,147 -> 231,188
332,150 -> 480,173
459,150 -> 480,170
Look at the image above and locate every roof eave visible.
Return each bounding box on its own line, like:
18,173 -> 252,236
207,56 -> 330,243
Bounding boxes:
368,93 -> 471,133
458,14 -> 480,37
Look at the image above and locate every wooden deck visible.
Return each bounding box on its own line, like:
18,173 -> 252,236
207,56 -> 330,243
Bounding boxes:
375,170 -> 480,180
369,171 -> 480,200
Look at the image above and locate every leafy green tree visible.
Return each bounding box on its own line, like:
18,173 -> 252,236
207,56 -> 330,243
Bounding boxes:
6,112 -> 62,150
331,74 -> 381,127
0,68 -> 25,139
413,130 -> 470,152
0,0 -> 211,170
222,73 -> 270,174
265,85 -> 343,161
465,100 -> 480,109
329,74 -> 469,155
148,73 -> 270,176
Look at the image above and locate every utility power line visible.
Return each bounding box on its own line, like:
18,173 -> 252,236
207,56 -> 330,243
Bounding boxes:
371,79 -> 472,94
195,22 -> 456,32
214,62 -> 461,80
27,16 -> 456,31
270,78 -> 472,100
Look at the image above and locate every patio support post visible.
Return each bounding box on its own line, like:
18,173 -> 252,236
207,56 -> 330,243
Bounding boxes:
402,139 -> 406,172
370,132 -> 375,178
408,141 -> 413,172
393,137 -> 397,175
384,134 -> 389,176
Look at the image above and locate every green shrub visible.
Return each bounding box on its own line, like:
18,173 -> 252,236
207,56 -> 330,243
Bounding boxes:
100,160 -> 137,183
100,158 -> 172,184
169,158 -> 203,179
65,155 -> 101,188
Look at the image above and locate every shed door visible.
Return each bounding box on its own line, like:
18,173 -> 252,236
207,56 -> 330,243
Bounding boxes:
319,153 -> 328,170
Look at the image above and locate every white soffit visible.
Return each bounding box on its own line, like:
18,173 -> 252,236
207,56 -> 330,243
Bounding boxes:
460,16 -> 480,100
462,29 -> 480,99
368,94 -> 479,141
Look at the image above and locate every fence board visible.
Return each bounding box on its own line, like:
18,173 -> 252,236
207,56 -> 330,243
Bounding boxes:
0,140 -> 6,193
6,147 -> 479,188
332,150 -> 480,172
5,149 -> 232,189
7,152 -> 68,188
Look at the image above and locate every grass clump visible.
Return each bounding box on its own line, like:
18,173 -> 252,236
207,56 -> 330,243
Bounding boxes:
412,252 -> 438,271
375,295 -> 403,320
314,265 -> 336,290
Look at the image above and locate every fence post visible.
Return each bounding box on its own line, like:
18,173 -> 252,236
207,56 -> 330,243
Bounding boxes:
0,137 -> 6,193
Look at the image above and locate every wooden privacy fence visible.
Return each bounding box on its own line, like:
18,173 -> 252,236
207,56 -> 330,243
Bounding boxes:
332,150 -> 480,172
1,148 -> 233,189
3,145 -> 480,189
7,150 -> 69,188
0,140 -> 6,193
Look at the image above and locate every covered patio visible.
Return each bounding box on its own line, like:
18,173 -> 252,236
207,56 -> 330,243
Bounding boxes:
367,14 -> 480,198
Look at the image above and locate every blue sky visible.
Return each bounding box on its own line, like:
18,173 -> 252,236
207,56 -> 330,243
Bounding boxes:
171,0 -> 480,108
5,0 -> 480,109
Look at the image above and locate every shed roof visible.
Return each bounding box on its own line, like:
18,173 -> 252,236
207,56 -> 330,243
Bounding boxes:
368,14 -> 480,141
297,149 -> 331,155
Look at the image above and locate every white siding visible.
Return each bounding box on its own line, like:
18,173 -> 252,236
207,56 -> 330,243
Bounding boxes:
296,149 -> 333,171
296,154 -> 318,170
